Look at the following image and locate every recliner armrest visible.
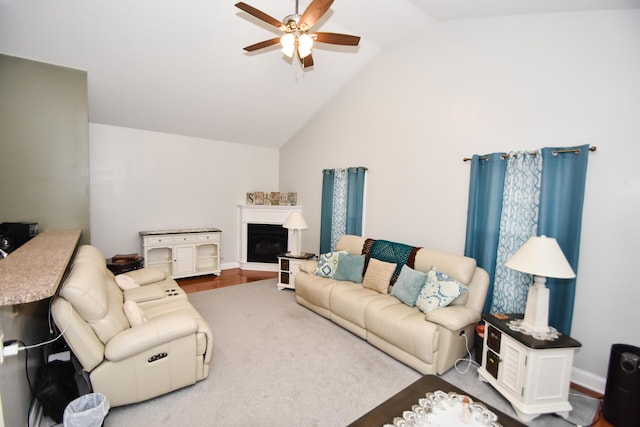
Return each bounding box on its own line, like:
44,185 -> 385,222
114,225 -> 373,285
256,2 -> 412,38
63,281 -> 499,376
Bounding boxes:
124,284 -> 165,303
424,305 -> 480,331
105,313 -> 198,362
122,267 -> 167,285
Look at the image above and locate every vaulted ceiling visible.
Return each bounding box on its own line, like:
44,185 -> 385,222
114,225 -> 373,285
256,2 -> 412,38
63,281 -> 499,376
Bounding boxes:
1,0 -> 638,147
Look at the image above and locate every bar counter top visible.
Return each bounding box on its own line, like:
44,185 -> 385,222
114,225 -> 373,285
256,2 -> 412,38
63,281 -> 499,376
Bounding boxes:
0,229 -> 81,306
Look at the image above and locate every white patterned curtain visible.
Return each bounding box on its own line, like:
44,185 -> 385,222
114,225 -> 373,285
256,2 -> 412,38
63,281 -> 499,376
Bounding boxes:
330,169 -> 348,250
490,151 -> 542,313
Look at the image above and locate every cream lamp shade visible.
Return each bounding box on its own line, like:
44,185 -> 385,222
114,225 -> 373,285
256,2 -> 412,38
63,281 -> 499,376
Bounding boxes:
505,236 -> 575,279
282,212 -> 308,231
283,212 -> 308,257
505,235 -> 575,336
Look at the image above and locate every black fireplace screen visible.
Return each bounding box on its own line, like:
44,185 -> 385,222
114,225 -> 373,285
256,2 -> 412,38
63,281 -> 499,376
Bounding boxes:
247,223 -> 288,263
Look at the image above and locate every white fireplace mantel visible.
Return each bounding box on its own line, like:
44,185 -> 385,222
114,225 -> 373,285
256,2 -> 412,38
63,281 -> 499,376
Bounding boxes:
238,204 -> 302,271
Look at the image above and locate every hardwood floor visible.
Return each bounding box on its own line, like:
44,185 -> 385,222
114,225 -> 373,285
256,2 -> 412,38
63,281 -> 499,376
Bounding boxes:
177,269 -> 611,427
176,267 -> 277,294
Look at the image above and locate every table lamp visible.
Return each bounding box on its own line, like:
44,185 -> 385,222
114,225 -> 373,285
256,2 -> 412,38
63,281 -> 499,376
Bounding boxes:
283,212 -> 308,257
505,235 -> 575,335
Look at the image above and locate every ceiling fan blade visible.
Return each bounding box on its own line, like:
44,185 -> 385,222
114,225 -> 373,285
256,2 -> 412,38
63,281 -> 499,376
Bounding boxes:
243,37 -> 282,52
298,52 -> 314,68
235,2 -> 284,30
298,0 -> 334,31
312,32 -> 360,46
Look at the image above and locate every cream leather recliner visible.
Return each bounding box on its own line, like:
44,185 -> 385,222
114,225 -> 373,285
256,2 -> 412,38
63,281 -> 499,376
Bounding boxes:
51,245 -> 212,407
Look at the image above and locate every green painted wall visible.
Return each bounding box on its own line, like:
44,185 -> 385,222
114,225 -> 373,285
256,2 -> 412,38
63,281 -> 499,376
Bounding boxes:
0,54 -> 90,242
0,54 -> 89,427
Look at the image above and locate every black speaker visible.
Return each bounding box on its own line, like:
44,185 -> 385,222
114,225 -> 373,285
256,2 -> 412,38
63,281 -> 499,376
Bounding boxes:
603,343 -> 640,427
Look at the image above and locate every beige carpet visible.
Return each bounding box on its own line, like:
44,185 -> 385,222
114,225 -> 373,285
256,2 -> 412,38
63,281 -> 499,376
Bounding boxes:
104,279 -> 421,426
101,279 -> 598,426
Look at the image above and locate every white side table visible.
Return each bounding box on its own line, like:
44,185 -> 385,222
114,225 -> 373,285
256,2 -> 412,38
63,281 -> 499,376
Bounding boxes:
477,313 -> 581,422
277,253 -> 315,290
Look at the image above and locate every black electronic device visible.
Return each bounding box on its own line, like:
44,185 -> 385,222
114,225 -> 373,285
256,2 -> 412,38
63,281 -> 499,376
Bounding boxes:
0,222 -> 38,254
602,343 -> 640,427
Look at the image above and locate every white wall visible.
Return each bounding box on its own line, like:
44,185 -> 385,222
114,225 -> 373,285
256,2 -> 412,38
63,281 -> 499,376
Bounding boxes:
280,10 -> 640,391
89,124 -> 279,268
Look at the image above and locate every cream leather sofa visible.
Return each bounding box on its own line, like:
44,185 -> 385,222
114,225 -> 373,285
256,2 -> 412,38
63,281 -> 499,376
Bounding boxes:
51,245 -> 212,407
295,235 -> 489,375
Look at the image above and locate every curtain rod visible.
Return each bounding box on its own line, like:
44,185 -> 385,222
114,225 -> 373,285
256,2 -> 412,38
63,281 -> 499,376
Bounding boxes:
463,146 -> 597,162
322,167 -> 369,172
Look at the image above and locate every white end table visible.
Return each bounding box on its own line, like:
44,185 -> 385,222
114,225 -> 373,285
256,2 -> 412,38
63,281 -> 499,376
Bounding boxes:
277,253 -> 315,290
477,313 -> 581,422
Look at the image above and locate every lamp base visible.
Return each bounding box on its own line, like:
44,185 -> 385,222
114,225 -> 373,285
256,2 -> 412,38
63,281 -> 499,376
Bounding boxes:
514,275 -> 562,340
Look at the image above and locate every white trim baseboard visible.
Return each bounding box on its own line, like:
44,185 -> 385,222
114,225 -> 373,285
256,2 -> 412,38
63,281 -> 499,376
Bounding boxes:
572,366 -> 606,394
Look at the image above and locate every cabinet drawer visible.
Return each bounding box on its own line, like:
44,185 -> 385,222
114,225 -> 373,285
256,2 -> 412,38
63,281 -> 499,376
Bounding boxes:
197,233 -> 220,243
143,236 -> 173,246
173,235 -> 197,244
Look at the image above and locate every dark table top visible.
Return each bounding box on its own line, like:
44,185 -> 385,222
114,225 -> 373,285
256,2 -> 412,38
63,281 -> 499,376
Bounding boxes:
347,374 -> 526,427
482,313 -> 581,349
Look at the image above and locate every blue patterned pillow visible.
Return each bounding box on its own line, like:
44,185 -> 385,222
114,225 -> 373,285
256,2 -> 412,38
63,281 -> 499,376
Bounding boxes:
314,250 -> 348,278
415,267 -> 468,313
333,253 -> 365,283
390,264 -> 427,307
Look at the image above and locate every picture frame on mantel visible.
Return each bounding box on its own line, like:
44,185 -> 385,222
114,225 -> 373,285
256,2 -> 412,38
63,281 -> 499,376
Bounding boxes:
245,191 -> 296,206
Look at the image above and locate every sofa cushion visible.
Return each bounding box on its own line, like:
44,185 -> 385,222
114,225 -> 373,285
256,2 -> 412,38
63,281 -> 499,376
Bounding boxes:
332,253 -> 365,283
314,250 -> 348,278
330,283 -> 387,335
295,272 -> 342,316
390,264 -> 427,306
335,235 -> 367,255
362,258 -> 396,294
364,297 -> 439,364
413,248 -> 476,285
415,267 -> 468,313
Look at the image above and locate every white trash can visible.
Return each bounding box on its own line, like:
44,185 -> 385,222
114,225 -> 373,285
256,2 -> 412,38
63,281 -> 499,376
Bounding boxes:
63,393 -> 110,427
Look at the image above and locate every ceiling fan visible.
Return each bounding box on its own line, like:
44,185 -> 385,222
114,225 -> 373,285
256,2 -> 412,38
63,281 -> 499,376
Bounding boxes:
235,0 -> 360,68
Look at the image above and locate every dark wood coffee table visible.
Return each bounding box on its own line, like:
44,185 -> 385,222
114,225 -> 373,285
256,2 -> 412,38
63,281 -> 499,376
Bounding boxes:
348,374 -> 526,427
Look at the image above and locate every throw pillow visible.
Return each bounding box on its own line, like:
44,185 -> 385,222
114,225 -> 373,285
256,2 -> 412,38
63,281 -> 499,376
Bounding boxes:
332,253 -> 365,283
314,250 -> 348,278
123,300 -> 148,327
390,264 -> 427,306
362,258 -> 397,294
115,274 -> 140,290
415,267 -> 468,313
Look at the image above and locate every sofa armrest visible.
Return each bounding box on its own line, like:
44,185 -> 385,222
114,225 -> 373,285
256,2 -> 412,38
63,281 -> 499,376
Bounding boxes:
299,260 -> 318,274
424,305 -> 480,331
122,267 -> 167,285
124,284 -> 166,303
105,313 -> 198,362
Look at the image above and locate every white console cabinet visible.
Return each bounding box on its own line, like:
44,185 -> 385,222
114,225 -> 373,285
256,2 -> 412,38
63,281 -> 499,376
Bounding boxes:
477,314 -> 581,422
140,228 -> 221,279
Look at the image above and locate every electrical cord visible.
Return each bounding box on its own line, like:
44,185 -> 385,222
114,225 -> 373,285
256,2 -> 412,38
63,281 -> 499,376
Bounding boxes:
13,301 -> 73,353
454,332 -> 479,374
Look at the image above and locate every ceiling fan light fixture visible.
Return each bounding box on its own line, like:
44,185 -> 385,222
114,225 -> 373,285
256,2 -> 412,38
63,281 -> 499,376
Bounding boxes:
280,33 -> 295,58
297,33 -> 313,58
236,0 -> 360,68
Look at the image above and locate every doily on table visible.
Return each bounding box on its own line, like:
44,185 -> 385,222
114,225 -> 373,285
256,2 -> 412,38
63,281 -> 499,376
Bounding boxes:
383,390 -> 502,427
507,319 -> 561,341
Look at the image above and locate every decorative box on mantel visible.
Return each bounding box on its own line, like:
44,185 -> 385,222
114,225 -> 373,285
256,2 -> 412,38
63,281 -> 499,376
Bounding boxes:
238,204 -> 303,271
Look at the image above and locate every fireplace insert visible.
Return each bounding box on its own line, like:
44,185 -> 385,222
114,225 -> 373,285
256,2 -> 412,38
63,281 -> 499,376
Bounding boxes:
247,223 -> 288,263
